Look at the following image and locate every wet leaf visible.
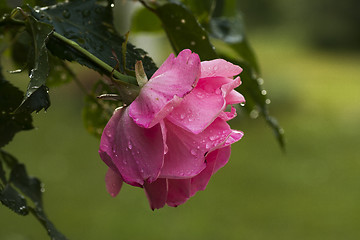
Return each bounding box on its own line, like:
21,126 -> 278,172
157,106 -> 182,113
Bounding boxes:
0,150 -> 68,239
10,164 -> 43,207
16,16 -> 53,113
154,3 -> 217,60
30,0 -> 157,79
0,184 -> 29,216
0,74 -> 33,148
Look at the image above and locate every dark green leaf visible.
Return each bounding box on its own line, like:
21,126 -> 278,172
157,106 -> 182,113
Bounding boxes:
30,207 -> 68,240
154,3 -> 217,60
83,80 -> 120,139
16,16 -> 53,113
0,184 -> 29,216
0,149 -> 68,239
0,160 -> 6,184
209,13 -> 260,72
0,74 -> 33,148
10,163 -> 43,207
30,0 -> 157,78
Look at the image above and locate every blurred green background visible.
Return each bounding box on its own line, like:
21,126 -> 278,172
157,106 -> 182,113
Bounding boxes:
1,0 -> 360,239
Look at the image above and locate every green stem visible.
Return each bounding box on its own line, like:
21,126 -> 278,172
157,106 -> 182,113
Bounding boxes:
52,32 -> 138,85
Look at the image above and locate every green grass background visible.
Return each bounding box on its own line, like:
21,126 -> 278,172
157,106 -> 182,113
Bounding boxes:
1,31 -> 360,240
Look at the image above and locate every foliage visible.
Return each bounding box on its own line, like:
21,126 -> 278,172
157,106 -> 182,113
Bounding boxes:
0,0 -> 284,238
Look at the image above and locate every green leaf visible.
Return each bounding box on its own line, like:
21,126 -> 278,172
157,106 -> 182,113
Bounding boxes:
0,159 -> 6,185
9,164 -> 43,207
30,207 -> 68,240
154,3 -> 217,60
30,0 -> 158,79
0,184 -> 29,216
0,73 -> 34,148
0,150 -> 68,239
16,16 -> 53,113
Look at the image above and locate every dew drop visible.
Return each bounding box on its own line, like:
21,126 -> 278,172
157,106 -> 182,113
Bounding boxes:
180,19 -> 186,24
213,65 -> 218,71
180,113 -> 185,119
257,78 -> 264,85
265,99 -> 271,104
110,3 -> 115,8
240,102 -> 245,107
190,149 -> 197,156
123,160 -> 128,165
190,41 -> 196,46
261,90 -> 267,95
128,141 -> 132,149
215,88 -> 221,95
250,109 -> 259,119
201,35 -> 206,40
205,143 -> 211,149
106,130 -> 112,138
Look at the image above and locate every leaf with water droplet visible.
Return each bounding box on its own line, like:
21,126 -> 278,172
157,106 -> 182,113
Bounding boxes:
15,16 -> 53,113
0,184 -> 29,216
30,0 -> 157,79
154,3 -> 217,60
0,73 -> 33,148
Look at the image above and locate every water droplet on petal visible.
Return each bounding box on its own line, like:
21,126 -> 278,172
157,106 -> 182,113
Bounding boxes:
205,143 -> 211,149
128,141 -> 132,149
215,88 -> 221,95
180,113 -> 185,119
191,149 -> 197,156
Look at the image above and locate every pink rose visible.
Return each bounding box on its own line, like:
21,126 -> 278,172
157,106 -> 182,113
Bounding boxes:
99,49 -> 245,209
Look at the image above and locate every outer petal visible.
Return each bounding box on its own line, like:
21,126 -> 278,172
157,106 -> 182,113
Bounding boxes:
159,118 -> 234,179
144,178 -> 168,210
190,146 -> 231,196
105,168 -> 123,197
129,49 -> 201,128
99,107 -> 164,187
166,179 -> 191,207
200,59 -> 242,78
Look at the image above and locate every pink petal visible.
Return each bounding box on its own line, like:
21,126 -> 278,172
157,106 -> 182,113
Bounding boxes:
159,118 -> 234,179
166,85 -> 225,134
129,49 -> 201,128
99,107 -> 164,187
166,179 -> 191,207
221,77 -> 244,104
105,168 -> 123,197
200,59 -> 242,78
144,178 -> 168,210
219,105 -> 237,121
190,146 -> 231,196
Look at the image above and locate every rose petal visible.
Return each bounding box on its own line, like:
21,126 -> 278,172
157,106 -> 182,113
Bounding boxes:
129,49 -> 201,128
190,146 -> 231,196
144,178 -> 168,210
105,168 -> 123,197
99,107 -> 164,187
201,59 -> 242,78
219,105 -> 237,121
159,118 -> 233,179
167,86 -> 225,134
166,179 -> 191,207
